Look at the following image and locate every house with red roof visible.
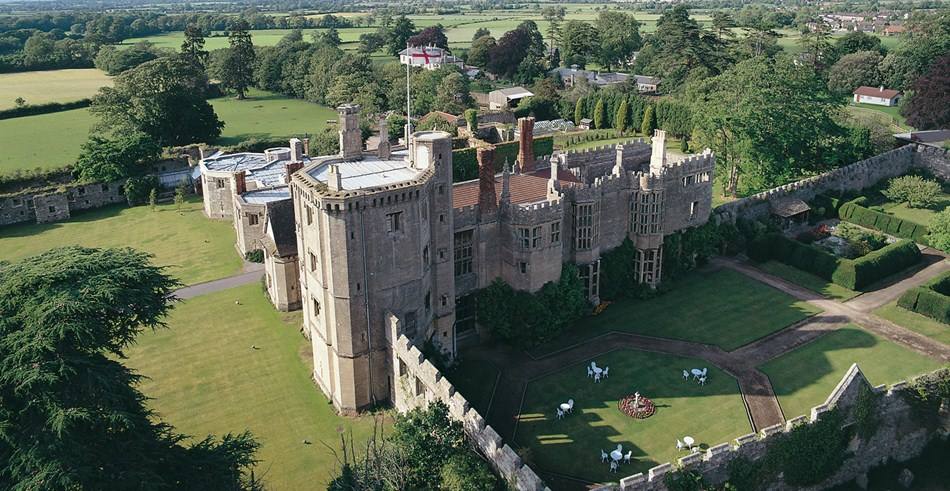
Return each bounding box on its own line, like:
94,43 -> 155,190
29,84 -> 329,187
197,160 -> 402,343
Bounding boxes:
853,86 -> 902,106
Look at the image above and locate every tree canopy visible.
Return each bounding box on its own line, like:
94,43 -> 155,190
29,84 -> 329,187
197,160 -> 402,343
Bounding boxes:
74,131 -> 161,182
0,247 -> 260,490
901,54 -> 950,130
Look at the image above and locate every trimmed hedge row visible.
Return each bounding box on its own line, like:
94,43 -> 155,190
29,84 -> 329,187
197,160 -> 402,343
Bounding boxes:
750,234 -> 922,290
0,99 -> 92,120
839,199 -> 930,244
452,136 -> 554,183
897,270 -> 950,324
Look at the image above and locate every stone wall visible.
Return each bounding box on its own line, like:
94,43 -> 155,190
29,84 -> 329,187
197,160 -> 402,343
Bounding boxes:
0,180 -> 126,227
603,364 -> 947,491
714,144 -> 950,224
385,315 -> 550,491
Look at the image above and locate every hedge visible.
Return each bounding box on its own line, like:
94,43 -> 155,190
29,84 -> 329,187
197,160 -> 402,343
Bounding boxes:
897,270 -> 950,324
0,99 -> 92,120
839,199 -> 930,244
451,136 -> 554,183
752,234 -> 922,290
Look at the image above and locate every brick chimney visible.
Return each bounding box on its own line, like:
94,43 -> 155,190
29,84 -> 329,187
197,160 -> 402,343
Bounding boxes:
285,162 -> 304,183
477,146 -> 497,219
234,171 -> 247,195
517,117 -> 535,173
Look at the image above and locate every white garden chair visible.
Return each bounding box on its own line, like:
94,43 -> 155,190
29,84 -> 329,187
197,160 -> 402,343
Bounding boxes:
676,439 -> 684,451
609,461 -> 618,473
624,450 -> 632,463
556,408 -> 564,420
567,399 -> 574,413
594,372 -> 601,383
701,368 -> 708,378
587,366 -> 594,378
601,449 -> 608,462
699,376 -> 707,386
682,369 -> 689,381
603,366 -> 609,378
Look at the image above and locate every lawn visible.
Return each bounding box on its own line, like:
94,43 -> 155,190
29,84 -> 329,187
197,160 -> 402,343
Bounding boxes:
874,301 -> 950,346
516,349 -> 750,483
0,197 -> 242,286
755,261 -> 861,301
0,89 -> 334,174
445,359 -> 500,416
121,27 -> 378,50
845,102 -> 912,132
533,269 -> 821,355
0,68 -> 112,109
869,193 -> 950,227
210,88 -> 337,145
124,283 -> 382,489
760,325 -> 943,420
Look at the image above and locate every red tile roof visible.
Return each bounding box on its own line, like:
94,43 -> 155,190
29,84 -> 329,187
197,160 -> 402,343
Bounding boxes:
853,86 -> 900,99
452,169 -> 580,209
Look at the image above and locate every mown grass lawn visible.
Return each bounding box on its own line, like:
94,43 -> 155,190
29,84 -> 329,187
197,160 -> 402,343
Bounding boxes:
533,269 -> 821,355
445,359 -> 500,416
516,349 -> 750,484
0,68 -> 112,109
0,198 -> 241,286
210,88 -> 337,145
755,261 -> 861,301
124,283 -> 383,489
869,193 -> 950,227
760,326 -> 942,420
874,301 -> 950,346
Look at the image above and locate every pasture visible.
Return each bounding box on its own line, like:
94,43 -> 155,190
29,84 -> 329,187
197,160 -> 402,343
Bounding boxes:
0,68 -> 112,109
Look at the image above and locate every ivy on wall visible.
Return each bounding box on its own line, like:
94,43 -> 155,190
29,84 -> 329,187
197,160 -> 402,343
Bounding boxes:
451,136 -> 554,183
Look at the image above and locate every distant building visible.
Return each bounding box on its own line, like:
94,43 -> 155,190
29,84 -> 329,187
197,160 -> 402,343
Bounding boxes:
488,87 -> 534,110
634,75 -> 661,93
399,46 -> 464,71
853,86 -> 902,106
550,66 -> 629,88
883,24 -> 905,36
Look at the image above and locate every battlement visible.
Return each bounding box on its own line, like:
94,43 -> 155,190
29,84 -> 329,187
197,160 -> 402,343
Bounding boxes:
610,364 -> 945,490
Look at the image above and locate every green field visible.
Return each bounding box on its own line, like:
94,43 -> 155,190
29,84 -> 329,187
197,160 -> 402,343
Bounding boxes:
533,269 -> 822,355
516,349 -> 750,483
760,326 -> 942,420
0,68 -> 112,109
0,89 -> 334,174
867,191 -> 950,227
0,198 -> 242,286
755,261 -> 861,301
124,283 -> 382,489
845,102 -> 912,132
874,301 -> 950,346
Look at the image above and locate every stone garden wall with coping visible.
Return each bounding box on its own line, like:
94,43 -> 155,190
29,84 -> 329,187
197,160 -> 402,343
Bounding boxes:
385,314 -> 550,491
598,364 -> 947,491
713,144 -> 950,224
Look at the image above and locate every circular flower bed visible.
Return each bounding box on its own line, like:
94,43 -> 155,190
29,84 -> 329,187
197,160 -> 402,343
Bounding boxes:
618,394 -> 656,419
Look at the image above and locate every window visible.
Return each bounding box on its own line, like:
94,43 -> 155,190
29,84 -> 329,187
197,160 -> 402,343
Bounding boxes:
77,187 -> 85,195
305,205 -> 313,225
454,230 -> 473,276
248,214 -> 259,226
574,203 -> 594,250
423,245 -> 430,265
690,201 -> 698,219
404,311 -> 417,337
531,226 -> 543,248
311,297 -> 321,315
682,175 -> 694,187
519,227 -> 531,250
424,292 -> 431,314
550,222 -> 561,244
101,184 -> 109,191
386,211 -> 402,232
455,295 -> 476,332
216,179 -> 225,189
309,251 -> 317,272
519,262 -> 527,274
579,262 -> 599,298
48,206 -> 55,213
441,294 -> 448,307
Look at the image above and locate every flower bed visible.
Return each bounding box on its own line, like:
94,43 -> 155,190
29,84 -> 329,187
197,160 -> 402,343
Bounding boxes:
618,393 -> 656,419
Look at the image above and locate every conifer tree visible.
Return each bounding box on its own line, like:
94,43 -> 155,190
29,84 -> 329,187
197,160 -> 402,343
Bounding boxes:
593,98 -> 606,130
615,99 -> 629,133
574,97 -> 584,125
220,20 -> 256,99
641,104 -> 656,137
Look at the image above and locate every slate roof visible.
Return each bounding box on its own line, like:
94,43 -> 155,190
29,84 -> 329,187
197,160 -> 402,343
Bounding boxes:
452,168 -> 580,209
770,198 -> 811,218
266,199 -> 298,258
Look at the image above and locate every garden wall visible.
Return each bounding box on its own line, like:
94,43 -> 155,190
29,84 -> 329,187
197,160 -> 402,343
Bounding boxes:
606,365 -> 948,491
714,145 -> 950,224
385,314 -> 550,491
0,180 -> 126,226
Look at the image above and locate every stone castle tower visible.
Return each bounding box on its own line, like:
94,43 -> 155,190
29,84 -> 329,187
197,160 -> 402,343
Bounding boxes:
290,108 -> 456,413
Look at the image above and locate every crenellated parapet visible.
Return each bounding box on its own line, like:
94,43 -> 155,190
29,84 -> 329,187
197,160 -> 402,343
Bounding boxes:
510,198 -> 563,225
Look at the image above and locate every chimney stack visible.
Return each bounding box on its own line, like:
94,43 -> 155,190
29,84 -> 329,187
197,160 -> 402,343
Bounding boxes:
377,117 -> 391,160
517,117 -> 535,173
477,146 -> 497,219
613,144 -> 625,176
547,155 -> 561,196
289,137 -> 305,162
327,164 -> 343,192
285,162 -> 304,183
650,129 -> 667,175
301,137 -> 310,156
500,161 -> 511,205
337,104 -> 363,161
234,171 -> 247,195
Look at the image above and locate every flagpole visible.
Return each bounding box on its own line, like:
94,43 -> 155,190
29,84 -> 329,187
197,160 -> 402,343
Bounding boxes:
405,42 -> 412,149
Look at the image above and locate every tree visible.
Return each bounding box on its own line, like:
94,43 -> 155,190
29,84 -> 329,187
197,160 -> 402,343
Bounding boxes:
386,16 -> 416,55
0,247 -> 260,489
711,12 -> 737,43
467,35 -> 495,68
311,126 -> 339,156
883,176 -> 942,208
220,20 -> 256,99
559,20 -> 599,67
434,71 -> 473,114
74,131 -> 161,182
798,20 -> 837,72
314,27 -> 341,47
880,11 -> 950,90
357,31 -> 385,53
439,454 -> 497,491
417,114 -> 456,135
95,42 -> 161,75
615,98 -> 629,133
174,181 -> 187,213
487,21 -> 546,82
641,104 -> 656,137
634,6 -> 729,91
472,27 -> 491,42
407,25 -> 448,49
181,24 -> 208,68
541,5 -> 566,52
835,31 -> 882,57
595,11 -> 641,71
464,108 -> 478,130
148,188 -> 157,211
901,54 -> 950,130
574,96 -> 584,125
925,208 -> 950,252
593,97 -> 606,130
827,51 -> 883,95
92,56 -> 224,146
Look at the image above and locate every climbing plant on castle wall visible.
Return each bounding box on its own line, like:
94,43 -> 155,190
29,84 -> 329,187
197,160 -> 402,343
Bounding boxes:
451,136 -> 554,183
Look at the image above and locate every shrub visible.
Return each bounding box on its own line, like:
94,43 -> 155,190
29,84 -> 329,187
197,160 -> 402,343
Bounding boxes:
926,208 -> 950,253
123,175 -> 158,206
765,409 -> 849,486
849,239 -> 921,290
835,222 -> 887,256
898,270 -> 950,323
244,250 -> 264,263
839,199 -> 930,245
883,176 -> 942,208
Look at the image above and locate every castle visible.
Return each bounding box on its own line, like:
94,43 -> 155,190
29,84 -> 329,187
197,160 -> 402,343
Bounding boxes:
199,105 -> 715,414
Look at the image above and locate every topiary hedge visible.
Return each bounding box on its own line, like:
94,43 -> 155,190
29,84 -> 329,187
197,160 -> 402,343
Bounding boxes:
897,270 -> 950,324
839,199 -> 930,244
0,99 -> 92,120
752,234 -> 922,290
